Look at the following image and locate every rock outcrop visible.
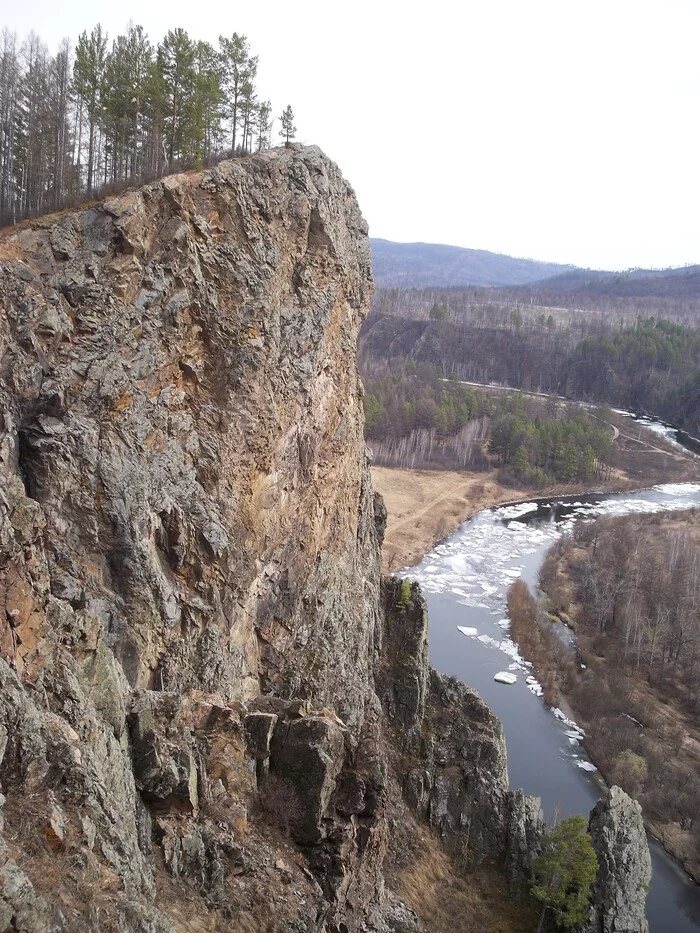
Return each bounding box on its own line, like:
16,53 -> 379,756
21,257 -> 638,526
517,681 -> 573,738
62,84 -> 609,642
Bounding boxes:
378,579 -> 543,885
0,144 -> 541,931
583,786 -> 652,933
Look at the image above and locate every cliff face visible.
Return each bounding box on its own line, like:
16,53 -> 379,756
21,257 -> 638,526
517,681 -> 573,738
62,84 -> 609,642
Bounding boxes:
0,145 -> 387,932
0,146 -> 649,933
583,787 -> 651,933
1,144 -> 377,718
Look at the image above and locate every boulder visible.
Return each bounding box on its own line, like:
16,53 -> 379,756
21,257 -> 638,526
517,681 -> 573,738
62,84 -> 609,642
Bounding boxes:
269,716 -> 346,843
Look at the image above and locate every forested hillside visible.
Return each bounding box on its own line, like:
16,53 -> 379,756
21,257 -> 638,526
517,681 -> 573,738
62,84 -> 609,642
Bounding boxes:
361,311 -> 700,436
533,512 -> 700,879
362,359 -> 616,484
0,23 -> 292,226
523,264 -> 700,300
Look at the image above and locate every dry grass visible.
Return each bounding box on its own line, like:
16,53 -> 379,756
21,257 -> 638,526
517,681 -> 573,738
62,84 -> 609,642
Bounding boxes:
373,467 -> 545,571
390,829 -> 539,933
2,791 -> 120,929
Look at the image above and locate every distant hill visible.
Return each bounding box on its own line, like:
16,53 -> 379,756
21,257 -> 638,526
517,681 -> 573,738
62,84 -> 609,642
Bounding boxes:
370,238 -> 577,288
520,265 -> 700,299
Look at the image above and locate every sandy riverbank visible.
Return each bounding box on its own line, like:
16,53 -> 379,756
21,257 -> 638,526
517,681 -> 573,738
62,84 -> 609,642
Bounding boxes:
372,467 -> 634,573
372,468 -> 529,572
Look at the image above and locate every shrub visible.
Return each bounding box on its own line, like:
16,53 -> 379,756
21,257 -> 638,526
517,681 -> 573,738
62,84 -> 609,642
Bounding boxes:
531,815 -> 598,930
396,579 -> 413,611
612,749 -> 648,795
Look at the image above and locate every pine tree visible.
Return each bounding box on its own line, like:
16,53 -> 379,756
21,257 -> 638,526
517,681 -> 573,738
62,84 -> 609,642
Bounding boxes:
219,33 -> 256,154
46,38 -> 73,209
190,40 -> 224,164
279,105 -> 296,146
74,24 -> 107,194
256,99 -> 272,151
0,21 -> 277,222
531,815 -> 598,932
0,28 -> 21,224
158,28 -> 195,169
103,24 -> 152,183
237,76 -> 257,154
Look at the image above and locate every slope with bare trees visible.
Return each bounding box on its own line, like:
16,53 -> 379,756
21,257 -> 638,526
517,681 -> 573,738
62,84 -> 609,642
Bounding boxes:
524,512 -> 700,880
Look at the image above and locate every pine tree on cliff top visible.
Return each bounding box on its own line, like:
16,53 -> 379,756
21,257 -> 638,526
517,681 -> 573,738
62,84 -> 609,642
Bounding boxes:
279,105 -> 296,146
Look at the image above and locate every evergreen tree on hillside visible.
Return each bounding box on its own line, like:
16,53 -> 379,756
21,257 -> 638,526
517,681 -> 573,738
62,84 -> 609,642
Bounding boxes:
219,32 -> 257,153
158,28 -> 195,169
102,24 -> 153,182
190,39 -> 224,164
0,21 -> 277,225
256,99 -> 272,151
74,24 -> 107,194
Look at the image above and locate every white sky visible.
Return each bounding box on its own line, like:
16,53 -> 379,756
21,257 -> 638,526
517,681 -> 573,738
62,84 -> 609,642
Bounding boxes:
4,0 -> 700,271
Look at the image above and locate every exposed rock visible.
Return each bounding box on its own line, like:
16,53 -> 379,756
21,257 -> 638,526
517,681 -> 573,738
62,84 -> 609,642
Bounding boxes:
128,693 -> 199,809
505,789 -> 544,893
365,890 -> 424,932
0,144 -> 395,930
582,786 -> 651,933
0,144 -> 543,931
270,715 -> 346,844
0,839 -> 53,933
407,670 -> 512,862
377,578 -> 429,753
116,902 -> 175,933
377,579 -> 543,895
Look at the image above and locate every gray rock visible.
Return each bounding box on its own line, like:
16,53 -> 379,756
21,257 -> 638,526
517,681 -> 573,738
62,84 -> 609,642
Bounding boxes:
116,902 -> 176,933
49,219 -> 77,260
364,891 -> 425,932
244,711 -> 278,759
0,840 -> 53,933
0,143 -> 549,932
377,577 -> 429,752
128,693 -> 198,809
582,786 -> 651,933
270,715 -> 346,844
506,788 -> 544,892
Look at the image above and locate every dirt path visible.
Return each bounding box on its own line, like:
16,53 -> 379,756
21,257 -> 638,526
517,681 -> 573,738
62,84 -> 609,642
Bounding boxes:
385,476 -> 483,534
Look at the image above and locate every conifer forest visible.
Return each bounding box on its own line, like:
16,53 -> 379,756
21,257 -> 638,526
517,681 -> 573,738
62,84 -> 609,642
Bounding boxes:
0,23 -> 290,226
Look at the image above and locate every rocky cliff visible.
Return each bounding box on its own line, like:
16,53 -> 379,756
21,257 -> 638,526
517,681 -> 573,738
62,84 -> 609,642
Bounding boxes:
0,145 -> 650,933
582,787 -> 651,933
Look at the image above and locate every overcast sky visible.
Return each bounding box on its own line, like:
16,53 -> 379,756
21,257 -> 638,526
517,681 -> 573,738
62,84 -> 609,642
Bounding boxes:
4,0 -> 700,270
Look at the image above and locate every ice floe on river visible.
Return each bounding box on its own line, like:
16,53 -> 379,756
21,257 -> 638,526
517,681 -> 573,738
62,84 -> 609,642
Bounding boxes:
494,671 -> 517,684
654,482 -> 700,495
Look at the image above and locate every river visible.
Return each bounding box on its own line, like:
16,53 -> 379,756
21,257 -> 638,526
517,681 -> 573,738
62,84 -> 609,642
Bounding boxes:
405,482 -> 700,932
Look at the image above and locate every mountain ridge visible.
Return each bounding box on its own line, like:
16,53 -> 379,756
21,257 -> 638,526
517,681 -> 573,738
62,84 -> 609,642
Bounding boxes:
370,237 -> 577,288
372,238 -> 700,298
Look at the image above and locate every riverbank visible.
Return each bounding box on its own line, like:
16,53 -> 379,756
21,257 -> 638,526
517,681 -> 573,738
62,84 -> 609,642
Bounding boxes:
525,511 -> 700,884
372,412 -> 700,572
373,467 -> 531,572
374,467 -> 652,573
401,481 -> 700,930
